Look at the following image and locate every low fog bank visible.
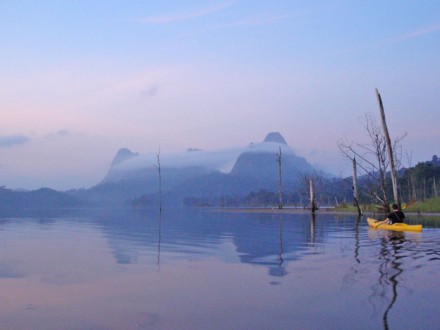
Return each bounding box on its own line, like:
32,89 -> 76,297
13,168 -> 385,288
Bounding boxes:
113,142 -> 299,173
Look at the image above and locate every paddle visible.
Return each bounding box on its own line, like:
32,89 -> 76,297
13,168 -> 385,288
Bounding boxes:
374,219 -> 385,228
402,198 -> 416,210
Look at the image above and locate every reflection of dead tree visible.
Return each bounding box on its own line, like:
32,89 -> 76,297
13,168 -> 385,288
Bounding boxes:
270,213 -> 287,277
157,211 -> 162,269
353,216 -> 361,264
310,213 -> 316,245
278,213 -> 283,266
370,233 -> 405,330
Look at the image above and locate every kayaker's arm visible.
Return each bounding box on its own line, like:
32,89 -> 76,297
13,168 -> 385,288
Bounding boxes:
376,218 -> 390,225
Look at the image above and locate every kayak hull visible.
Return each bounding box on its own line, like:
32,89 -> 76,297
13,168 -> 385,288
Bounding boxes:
367,218 -> 422,232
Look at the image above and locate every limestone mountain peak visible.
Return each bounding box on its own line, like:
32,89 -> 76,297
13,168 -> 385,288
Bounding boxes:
263,132 -> 287,145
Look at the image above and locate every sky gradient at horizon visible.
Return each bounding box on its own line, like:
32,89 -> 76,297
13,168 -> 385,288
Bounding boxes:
1,1 -> 439,190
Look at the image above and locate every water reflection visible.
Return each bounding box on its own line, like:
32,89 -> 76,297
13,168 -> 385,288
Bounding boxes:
277,213 -> 284,270
0,209 -> 331,278
268,213 -> 287,278
368,226 -> 437,330
0,209 -> 439,329
1,210 -> 437,282
376,231 -> 405,330
157,210 -> 162,269
310,213 -> 316,245
353,216 -> 361,264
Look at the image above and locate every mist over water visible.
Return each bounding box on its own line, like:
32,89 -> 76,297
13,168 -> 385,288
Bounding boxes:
114,146 -> 245,173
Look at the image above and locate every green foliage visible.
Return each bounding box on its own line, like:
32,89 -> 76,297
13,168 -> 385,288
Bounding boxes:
404,197 -> 440,213
399,156 -> 440,202
244,189 -> 278,207
334,203 -> 383,213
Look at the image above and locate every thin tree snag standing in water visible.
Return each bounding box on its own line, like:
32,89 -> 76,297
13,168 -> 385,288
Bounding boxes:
276,147 -> 283,209
338,91 -> 406,211
338,133 -> 389,211
376,88 -> 401,209
309,178 -> 316,214
154,147 -> 162,213
352,157 -> 362,216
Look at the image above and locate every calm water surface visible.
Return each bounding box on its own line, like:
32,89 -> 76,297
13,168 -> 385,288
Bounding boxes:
0,209 -> 439,329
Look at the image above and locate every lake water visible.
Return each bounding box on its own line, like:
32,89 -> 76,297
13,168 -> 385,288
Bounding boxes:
0,209 -> 439,330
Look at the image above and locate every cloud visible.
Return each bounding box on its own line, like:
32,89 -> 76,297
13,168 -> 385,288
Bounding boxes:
177,11 -> 303,38
54,129 -> 71,136
100,73 -> 165,99
392,23 -> 440,43
142,83 -> 159,97
138,1 -> 234,24
213,12 -> 299,30
41,129 -> 73,140
115,146 -> 245,173
0,135 -> 30,148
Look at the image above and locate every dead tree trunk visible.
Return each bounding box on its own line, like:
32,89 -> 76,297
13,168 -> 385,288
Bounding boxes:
276,147 -> 282,209
352,157 -> 362,216
376,88 -> 400,209
154,148 -> 162,213
410,173 -> 417,201
309,178 -> 316,214
423,178 -> 426,201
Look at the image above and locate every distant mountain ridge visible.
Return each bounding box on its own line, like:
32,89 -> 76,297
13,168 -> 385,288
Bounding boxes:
231,132 -> 313,184
85,132 -> 315,206
0,186 -> 82,209
2,137 -> 438,210
0,132 -> 321,209
262,132 -> 288,144
111,148 -> 139,167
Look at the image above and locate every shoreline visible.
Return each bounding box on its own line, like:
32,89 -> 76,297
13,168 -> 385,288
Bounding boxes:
210,207 -> 440,217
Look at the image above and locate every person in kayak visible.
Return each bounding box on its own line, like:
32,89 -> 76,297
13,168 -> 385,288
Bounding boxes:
378,204 -> 405,225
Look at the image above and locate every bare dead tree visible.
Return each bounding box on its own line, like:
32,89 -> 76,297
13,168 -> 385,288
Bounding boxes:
362,113 -> 390,211
276,147 -> 283,209
338,112 -> 406,212
338,127 -> 389,210
352,157 -> 362,216
376,88 -> 400,208
154,147 -> 162,213
298,171 -> 322,213
338,137 -> 378,176
309,178 -> 316,213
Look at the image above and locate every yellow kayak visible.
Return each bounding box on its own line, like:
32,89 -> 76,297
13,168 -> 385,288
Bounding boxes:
367,218 -> 422,232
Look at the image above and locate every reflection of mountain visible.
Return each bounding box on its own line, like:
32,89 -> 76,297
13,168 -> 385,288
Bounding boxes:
0,208 -> 348,277
0,208 -> 327,276
66,209 -> 331,277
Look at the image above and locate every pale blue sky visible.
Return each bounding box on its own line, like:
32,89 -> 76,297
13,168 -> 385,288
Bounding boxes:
1,1 -> 439,189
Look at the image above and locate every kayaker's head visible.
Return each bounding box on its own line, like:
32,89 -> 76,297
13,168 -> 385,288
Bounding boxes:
392,203 -> 399,210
